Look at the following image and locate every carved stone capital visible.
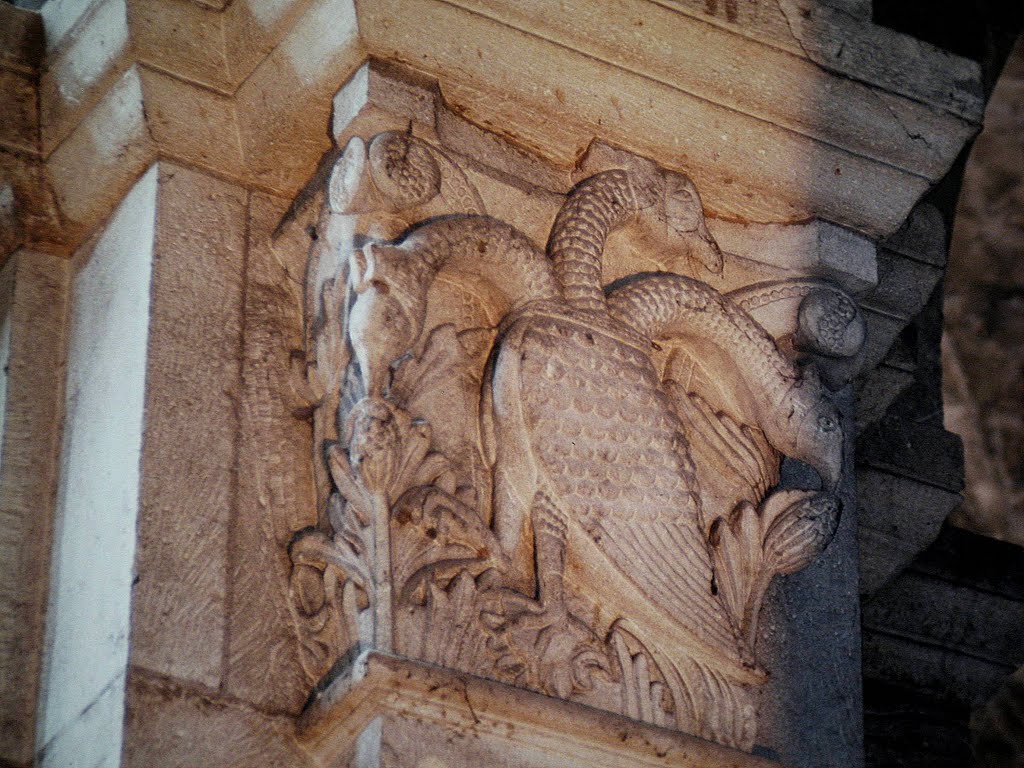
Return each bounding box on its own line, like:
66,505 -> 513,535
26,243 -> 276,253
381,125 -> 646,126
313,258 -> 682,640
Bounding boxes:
286,85 -> 867,753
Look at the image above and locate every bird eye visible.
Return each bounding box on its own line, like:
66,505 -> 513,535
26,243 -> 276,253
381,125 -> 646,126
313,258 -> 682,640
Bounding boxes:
818,415 -> 838,433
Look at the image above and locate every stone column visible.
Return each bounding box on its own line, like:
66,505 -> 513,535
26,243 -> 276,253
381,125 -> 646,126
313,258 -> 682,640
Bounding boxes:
0,1 -> 985,766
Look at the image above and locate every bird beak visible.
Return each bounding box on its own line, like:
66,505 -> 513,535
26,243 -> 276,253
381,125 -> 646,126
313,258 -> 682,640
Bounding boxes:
818,458 -> 842,494
694,234 -> 724,276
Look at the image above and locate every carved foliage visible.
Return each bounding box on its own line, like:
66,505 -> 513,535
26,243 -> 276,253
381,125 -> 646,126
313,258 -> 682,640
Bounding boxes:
286,130 -> 864,751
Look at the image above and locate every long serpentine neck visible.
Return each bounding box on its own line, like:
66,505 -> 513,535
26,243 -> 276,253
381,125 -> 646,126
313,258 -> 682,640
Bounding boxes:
548,170 -> 657,313
405,216 -> 560,311
607,273 -> 802,408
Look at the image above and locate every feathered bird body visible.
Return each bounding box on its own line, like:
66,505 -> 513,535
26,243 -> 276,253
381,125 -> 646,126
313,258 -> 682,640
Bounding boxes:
485,299 -> 758,682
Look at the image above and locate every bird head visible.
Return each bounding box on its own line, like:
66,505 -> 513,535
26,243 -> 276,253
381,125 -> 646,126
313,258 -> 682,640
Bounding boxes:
347,240 -> 428,397
662,171 -> 723,276
786,380 -> 844,493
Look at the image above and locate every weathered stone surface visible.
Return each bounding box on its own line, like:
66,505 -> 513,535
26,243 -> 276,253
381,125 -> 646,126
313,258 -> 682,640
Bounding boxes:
359,0 -> 935,237
861,525 -> 1024,767
0,251 -> 68,767
854,364 -> 916,433
664,0 -> 982,120
39,673 -> 125,768
0,3 -> 44,72
287,126 -> 863,756
754,395 -> 863,768
123,669 -> 312,768
128,0 -> 235,92
435,0 -> 971,180
137,67 -> 247,180
130,164 -> 246,689
867,571 -> 1024,667
856,414 -> 965,595
857,417 -> 965,494
225,191 -> 318,715
234,0 -> 362,193
862,527 -> 1024,707
302,652 -> 784,768
40,0 -> 103,52
0,68 -> 39,155
129,0 -> 322,94
39,0 -> 130,154
0,0 -> 985,262
707,218 -> 877,295
865,249 -> 944,323
0,4 -> 997,766
44,66 -> 155,242
36,167 -> 156,763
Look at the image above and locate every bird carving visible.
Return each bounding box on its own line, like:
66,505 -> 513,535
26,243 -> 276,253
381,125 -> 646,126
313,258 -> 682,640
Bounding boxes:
307,131 -> 860,749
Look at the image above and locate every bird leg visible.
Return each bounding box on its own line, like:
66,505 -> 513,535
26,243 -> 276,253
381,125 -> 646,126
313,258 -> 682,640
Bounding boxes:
532,491 -> 568,619
480,491 -> 613,698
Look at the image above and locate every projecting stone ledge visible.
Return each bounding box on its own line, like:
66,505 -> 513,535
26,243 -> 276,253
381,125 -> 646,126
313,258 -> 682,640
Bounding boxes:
298,652 -> 783,768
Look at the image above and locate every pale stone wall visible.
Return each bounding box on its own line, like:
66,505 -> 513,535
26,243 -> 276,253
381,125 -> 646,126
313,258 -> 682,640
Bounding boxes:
37,166 -> 156,766
0,250 -> 67,766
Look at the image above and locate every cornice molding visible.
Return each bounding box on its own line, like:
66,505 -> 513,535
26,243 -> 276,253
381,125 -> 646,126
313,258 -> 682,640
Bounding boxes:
0,0 -> 984,257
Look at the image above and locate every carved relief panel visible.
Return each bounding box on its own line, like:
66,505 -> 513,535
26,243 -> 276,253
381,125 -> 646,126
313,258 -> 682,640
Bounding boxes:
287,117 -> 865,752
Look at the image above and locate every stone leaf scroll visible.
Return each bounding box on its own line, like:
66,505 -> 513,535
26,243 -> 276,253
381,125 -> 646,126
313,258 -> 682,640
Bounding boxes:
286,130 -> 866,751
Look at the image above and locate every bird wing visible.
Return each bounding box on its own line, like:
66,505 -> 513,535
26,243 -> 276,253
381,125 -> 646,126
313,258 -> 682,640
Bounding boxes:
516,315 -> 747,669
664,378 -> 780,527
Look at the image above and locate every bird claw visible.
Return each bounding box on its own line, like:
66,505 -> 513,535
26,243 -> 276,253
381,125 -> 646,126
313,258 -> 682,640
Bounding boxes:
479,592 -> 613,698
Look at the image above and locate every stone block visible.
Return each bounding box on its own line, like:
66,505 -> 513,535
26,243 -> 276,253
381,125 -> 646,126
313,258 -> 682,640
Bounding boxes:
857,418 -> 965,493
856,468 -> 962,595
137,66 -> 246,180
39,674 -> 126,768
356,0 -> 967,237
769,0 -> 982,119
0,182 -> 18,256
123,669 -> 312,768
435,85 -> 577,194
128,0 -> 232,92
224,192 -> 318,714
855,309 -> 900,375
37,167 -> 156,757
0,68 -> 39,154
301,652 -> 784,768
234,0 -> 362,195
863,571 -> 1024,668
446,0 -> 970,182
754,393 -> 863,768
224,0 -> 321,90
0,251 -> 68,767
0,151 -> 64,252
863,248 -> 943,322
862,626 -> 1015,710
129,0 -> 320,94
707,218 -> 877,295
40,0 -> 103,52
39,0 -> 130,154
0,3 -> 44,71
882,202 -> 947,267
130,164 -> 246,689
854,363 -> 915,432
364,60 -> 437,132
44,65 -> 156,243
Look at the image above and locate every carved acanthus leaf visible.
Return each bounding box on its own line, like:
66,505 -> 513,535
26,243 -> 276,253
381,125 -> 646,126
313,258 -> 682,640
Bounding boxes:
709,489 -> 841,649
391,486 -> 506,605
